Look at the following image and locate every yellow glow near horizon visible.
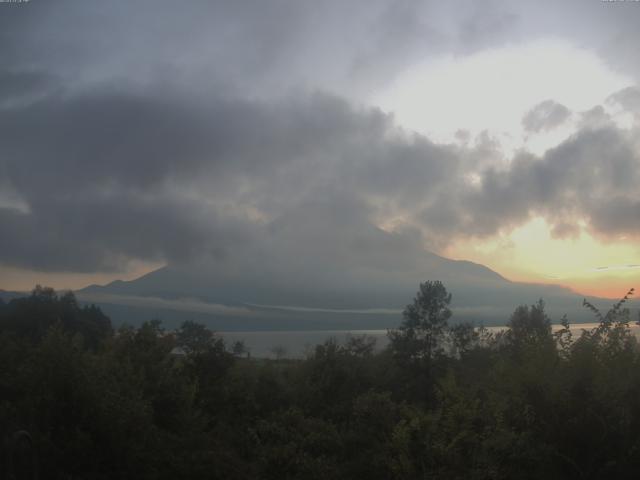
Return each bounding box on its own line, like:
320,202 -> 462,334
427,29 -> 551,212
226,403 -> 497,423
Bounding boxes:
375,38 -> 639,299
444,217 -> 640,299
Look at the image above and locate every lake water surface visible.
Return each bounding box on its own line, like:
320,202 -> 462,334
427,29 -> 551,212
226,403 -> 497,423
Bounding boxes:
220,323 -> 640,358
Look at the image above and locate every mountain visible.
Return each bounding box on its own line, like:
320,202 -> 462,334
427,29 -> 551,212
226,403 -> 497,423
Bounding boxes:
0,289 -> 26,303
77,251 -> 625,331
76,200 -> 636,330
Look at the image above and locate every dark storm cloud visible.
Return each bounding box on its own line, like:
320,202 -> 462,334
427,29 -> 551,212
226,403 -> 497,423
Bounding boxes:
0,86 -> 398,198
0,82 -> 463,271
2,1 -> 640,98
0,70 -> 57,107
0,193 -> 254,272
2,1 -> 640,277
3,81 -> 639,273
0,0 -> 523,99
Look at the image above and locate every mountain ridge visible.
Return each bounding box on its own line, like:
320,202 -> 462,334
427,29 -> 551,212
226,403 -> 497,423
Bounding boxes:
76,250 -> 634,330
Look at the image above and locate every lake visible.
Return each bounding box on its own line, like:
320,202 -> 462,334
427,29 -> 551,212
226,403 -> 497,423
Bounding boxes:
220,323 -> 640,358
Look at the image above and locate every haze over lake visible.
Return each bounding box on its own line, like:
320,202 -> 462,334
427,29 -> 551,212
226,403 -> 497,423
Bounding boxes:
221,323 -> 640,358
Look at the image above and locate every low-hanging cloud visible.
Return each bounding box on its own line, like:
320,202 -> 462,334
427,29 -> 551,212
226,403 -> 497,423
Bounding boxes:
2,81 -> 640,275
1,0 -> 640,280
0,83 -> 462,271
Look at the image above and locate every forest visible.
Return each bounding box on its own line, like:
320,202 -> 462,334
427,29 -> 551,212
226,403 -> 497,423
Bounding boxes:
1,282 -> 640,479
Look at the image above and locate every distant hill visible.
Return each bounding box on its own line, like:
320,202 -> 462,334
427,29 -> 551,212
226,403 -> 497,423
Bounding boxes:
0,289 -> 26,303
77,197 -> 639,330
77,249 -> 634,330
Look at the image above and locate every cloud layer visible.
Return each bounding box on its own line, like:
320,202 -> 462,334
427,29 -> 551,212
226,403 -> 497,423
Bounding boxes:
1,0 -> 640,285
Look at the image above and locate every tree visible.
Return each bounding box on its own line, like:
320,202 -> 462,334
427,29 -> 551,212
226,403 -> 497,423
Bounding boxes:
388,281 -> 452,367
504,299 -> 553,355
175,320 -> 215,355
0,286 -> 112,348
232,339 -> 248,357
270,345 -> 287,360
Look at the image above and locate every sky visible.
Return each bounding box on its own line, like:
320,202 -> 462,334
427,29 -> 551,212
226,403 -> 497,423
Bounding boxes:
1,0 -> 640,299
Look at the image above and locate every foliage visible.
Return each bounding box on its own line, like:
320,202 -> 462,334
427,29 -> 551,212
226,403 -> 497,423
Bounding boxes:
388,280 -> 452,365
1,283 -> 640,478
